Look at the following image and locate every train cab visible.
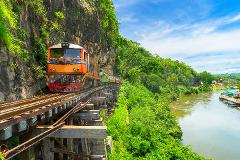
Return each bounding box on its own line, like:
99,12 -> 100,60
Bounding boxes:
47,42 -> 100,92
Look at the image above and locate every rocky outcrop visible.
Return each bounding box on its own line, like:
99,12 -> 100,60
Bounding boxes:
0,46 -> 45,101
44,0 -> 115,65
0,0 -> 115,102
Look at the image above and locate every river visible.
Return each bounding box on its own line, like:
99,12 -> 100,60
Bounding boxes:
170,91 -> 240,160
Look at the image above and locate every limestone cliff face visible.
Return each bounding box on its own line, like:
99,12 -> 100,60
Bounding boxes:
45,0 -> 115,65
0,0 -> 115,102
0,47 -> 45,101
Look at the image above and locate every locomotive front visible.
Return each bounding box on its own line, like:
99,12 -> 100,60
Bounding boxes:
47,42 -> 99,92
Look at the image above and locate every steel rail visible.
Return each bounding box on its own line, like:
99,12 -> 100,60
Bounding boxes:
0,94 -> 81,130
0,94 -> 76,121
0,95 -> 64,113
0,94 -> 60,108
0,93 -> 76,111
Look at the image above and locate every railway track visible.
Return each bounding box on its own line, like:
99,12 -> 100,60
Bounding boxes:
0,85 -> 112,131
0,93 -> 75,121
0,94 -> 60,109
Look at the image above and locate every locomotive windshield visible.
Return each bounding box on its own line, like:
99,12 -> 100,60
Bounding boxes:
49,48 -> 81,64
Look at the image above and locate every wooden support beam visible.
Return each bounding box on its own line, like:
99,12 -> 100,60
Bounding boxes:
50,148 -> 79,156
37,125 -> 106,139
42,138 -> 54,160
72,110 -> 100,120
0,126 -> 12,140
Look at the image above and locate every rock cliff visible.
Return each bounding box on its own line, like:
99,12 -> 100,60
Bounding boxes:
0,0 -> 116,102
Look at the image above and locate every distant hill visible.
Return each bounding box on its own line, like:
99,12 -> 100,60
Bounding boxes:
215,73 -> 240,80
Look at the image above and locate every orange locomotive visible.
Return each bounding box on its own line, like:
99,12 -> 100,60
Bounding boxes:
47,42 -> 100,92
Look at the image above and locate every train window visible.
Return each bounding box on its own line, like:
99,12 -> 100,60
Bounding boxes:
50,49 -> 81,64
50,49 -> 80,58
64,49 -> 80,58
50,49 -> 64,58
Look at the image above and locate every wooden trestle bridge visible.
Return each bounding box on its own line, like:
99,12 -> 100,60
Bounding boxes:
0,84 -> 119,160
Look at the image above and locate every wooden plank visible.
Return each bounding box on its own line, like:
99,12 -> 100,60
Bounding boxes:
37,125 -> 107,139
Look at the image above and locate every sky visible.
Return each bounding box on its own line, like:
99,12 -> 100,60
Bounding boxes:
112,0 -> 240,74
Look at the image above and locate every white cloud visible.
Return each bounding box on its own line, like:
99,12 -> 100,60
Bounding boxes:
228,13 -> 240,23
113,0 -> 143,9
137,13 -> 240,57
119,13 -> 138,23
141,29 -> 240,57
132,13 -> 240,73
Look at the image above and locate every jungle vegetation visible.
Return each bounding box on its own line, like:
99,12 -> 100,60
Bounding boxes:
215,73 -> 240,88
100,1 -> 213,160
106,38 -> 212,160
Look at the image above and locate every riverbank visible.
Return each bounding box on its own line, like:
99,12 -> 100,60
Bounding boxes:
171,91 -> 240,160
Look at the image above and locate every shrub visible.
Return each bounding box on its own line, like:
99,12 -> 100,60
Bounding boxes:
55,11 -> 65,20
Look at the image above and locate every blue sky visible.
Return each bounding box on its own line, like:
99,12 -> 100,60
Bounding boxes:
113,0 -> 240,74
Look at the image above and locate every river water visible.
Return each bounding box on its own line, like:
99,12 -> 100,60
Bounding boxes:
170,91 -> 240,160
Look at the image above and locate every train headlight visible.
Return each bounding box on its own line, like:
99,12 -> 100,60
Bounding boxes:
73,68 -> 80,71
50,68 -> 56,71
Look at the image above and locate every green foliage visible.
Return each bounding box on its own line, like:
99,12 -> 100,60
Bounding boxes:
40,24 -> 50,43
0,20 -> 13,47
51,11 -> 65,33
107,82 -> 206,160
55,11 -> 65,20
99,0 -> 119,46
0,153 -> 5,160
215,73 -> 240,88
51,21 -> 62,32
115,37 -> 204,95
27,0 -> 46,17
32,38 -> 47,67
16,27 -> 30,41
10,62 -> 17,71
0,0 -> 16,28
32,65 -> 46,80
0,0 -> 16,48
197,71 -> 214,85
0,0 -> 30,61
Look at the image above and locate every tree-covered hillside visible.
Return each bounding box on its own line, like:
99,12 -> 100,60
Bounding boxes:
99,1 -> 213,160
115,38 -> 213,95
106,38 -> 211,160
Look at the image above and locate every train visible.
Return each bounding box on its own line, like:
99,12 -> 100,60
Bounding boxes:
47,42 -> 120,92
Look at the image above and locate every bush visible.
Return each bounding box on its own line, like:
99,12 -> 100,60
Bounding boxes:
55,11 -> 65,20
32,65 -> 46,80
32,38 -> 47,67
